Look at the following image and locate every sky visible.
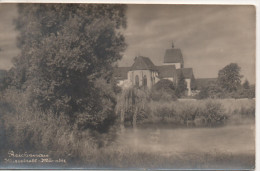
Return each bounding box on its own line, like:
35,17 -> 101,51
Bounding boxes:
120,5 -> 256,83
0,4 -> 256,83
0,4 -> 19,70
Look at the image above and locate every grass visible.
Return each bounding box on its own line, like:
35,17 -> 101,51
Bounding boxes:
139,98 -> 255,127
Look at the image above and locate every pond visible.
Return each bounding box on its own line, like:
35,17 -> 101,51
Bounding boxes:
117,124 -> 255,157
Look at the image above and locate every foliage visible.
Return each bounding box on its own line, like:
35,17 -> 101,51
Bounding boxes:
200,101 -> 226,125
196,84 -> 225,99
175,72 -> 187,97
190,76 -> 197,90
196,86 -> 209,99
116,87 -> 149,127
196,83 -> 255,99
152,79 -> 175,91
229,85 -> 255,99
217,63 -> 243,92
150,79 -> 177,101
0,70 -> 11,92
144,99 -> 248,127
10,4 -> 127,131
196,75 -> 255,99
0,88 -> 119,164
242,79 -> 250,89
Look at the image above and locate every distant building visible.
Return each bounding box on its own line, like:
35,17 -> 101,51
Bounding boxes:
114,45 -> 196,96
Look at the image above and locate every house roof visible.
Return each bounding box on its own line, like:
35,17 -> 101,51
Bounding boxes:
113,67 -> 130,80
156,65 -> 176,78
176,68 -> 194,79
130,56 -> 157,71
196,78 -> 218,89
164,48 -> 184,63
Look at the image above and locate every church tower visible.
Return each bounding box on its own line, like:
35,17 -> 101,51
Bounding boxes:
163,43 -> 184,69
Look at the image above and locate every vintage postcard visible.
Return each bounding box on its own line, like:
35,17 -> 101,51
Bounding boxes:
0,3 -> 256,170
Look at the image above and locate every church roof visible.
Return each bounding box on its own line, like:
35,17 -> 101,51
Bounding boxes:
130,56 -> 157,71
156,65 -> 176,78
164,48 -> 184,63
176,68 -> 194,79
113,67 -> 130,80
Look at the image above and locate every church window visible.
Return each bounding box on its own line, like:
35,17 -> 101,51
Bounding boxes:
135,75 -> 139,86
143,75 -> 147,87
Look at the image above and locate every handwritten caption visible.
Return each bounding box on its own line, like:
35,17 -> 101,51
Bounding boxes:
4,151 -> 66,164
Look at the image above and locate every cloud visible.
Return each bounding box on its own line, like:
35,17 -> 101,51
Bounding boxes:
0,4 -> 20,70
119,5 -> 256,83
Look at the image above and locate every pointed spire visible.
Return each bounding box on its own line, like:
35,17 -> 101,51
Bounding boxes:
172,41 -> 174,48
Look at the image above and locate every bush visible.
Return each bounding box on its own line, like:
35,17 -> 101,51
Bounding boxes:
150,90 -> 177,101
147,100 -> 229,127
155,106 -> 176,122
150,79 -> 177,101
0,87 -> 120,165
196,86 -> 209,99
200,101 -> 227,126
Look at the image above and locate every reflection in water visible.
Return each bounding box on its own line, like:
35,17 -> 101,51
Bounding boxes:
117,125 -> 255,156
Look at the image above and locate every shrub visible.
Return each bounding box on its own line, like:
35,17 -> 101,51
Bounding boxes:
150,90 -> 177,101
196,82 -> 255,100
150,79 -> 177,101
147,100 -> 230,127
175,103 -> 198,124
0,87 -> 120,164
199,101 -> 227,126
196,86 -> 209,99
155,106 -> 176,122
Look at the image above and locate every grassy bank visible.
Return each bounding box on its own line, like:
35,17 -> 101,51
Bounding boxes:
136,98 -> 255,127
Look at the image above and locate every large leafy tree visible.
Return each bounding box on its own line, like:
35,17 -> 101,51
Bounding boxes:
11,4 -> 127,131
217,63 -> 243,92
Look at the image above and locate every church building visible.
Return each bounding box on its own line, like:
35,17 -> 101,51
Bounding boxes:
113,45 -> 196,96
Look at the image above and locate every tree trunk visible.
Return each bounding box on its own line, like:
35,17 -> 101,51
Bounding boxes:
120,109 -> 125,133
133,107 -> 138,129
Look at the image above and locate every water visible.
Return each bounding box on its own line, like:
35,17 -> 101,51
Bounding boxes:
117,124 -> 255,156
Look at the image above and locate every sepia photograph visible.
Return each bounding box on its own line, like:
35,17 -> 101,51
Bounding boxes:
0,3 -> 256,170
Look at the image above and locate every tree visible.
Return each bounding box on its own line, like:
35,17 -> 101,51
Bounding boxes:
116,87 -> 148,130
217,63 -> 243,92
176,72 -> 187,97
242,79 -> 250,89
196,86 -> 209,99
11,4 -> 127,131
152,79 -> 175,91
150,79 -> 177,101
